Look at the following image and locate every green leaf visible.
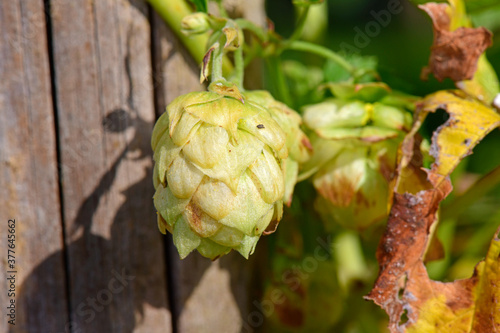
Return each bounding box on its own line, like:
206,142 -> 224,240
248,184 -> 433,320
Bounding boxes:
324,82 -> 390,102
323,54 -> 378,84
292,0 -> 324,5
188,0 -> 208,13
464,0 -> 500,12
408,0 -> 446,4
470,3 -> 500,33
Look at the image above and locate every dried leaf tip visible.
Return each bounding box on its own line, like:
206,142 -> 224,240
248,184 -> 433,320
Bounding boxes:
419,3 -> 493,82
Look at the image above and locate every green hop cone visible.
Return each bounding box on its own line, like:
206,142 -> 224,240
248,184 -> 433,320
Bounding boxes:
151,83 -> 288,260
300,83 -> 413,230
244,90 -> 313,205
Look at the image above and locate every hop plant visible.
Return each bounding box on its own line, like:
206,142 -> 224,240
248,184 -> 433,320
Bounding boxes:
151,83 -> 288,259
300,83 -> 413,230
244,90 -> 313,205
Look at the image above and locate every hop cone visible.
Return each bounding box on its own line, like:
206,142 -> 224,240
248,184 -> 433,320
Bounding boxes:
300,83 -> 413,230
244,90 -> 312,205
151,84 -> 288,259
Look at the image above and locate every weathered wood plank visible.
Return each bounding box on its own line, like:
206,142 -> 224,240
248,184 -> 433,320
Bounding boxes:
50,0 -> 171,331
0,1 -> 69,332
150,5 -> 263,331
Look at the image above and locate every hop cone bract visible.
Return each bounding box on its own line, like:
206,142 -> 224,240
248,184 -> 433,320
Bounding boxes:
244,90 -> 312,205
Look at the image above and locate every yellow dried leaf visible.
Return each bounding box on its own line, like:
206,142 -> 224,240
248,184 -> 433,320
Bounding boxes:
470,229 -> 500,332
404,227 -> 500,333
418,90 -> 500,186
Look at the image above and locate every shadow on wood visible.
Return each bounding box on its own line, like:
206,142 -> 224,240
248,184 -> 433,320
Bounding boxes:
15,110 -> 170,332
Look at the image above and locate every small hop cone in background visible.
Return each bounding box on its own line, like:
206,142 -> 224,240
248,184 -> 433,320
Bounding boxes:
244,90 -> 313,205
151,83 -> 288,260
300,83 -> 414,230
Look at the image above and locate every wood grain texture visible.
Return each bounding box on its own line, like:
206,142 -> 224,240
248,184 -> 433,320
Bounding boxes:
50,0 -> 171,331
0,1 -> 69,332
151,9 -> 255,333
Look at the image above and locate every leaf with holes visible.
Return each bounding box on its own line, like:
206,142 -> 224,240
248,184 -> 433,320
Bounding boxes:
417,90 -> 500,186
368,223 -> 500,332
366,88 -> 500,332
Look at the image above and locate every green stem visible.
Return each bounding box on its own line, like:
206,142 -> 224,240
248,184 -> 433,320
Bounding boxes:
242,44 -> 259,67
234,18 -> 267,42
334,231 -> 368,290
211,42 -> 224,82
147,0 -> 233,74
147,0 -> 207,63
265,56 -> 293,106
288,6 -> 310,43
233,40 -> 245,89
441,164 -> 500,220
217,0 -> 229,17
286,40 -> 355,74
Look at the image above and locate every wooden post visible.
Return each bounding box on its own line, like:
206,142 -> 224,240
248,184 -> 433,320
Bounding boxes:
0,1 -> 69,332
50,0 -> 170,331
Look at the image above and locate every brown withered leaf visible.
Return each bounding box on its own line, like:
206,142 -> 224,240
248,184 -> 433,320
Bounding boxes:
424,224 -> 445,263
200,45 -> 215,83
366,171 -> 453,331
419,3 -> 492,82
366,89 -> 500,332
381,225 -> 500,333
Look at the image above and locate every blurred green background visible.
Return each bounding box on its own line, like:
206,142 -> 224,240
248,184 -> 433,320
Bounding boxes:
266,0 -> 500,97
